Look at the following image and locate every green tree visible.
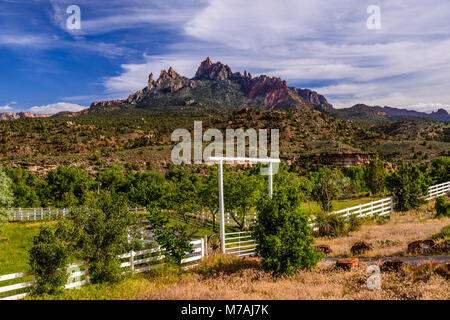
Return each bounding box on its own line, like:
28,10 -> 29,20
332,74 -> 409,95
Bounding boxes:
5,167 -> 42,207
0,167 -> 14,222
253,175 -> 321,275
28,225 -> 69,295
166,166 -> 204,235
96,164 -> 128,193
68,192 -> 137,284
386,162 -> 429,211
128,170 -> 170,210
343,166 -> 368,194
147,212 -> 193,265
365,156 -> 386,195
43,166 -> 93,208
310,168 -> 350,212
430,157 -> 450,184
199,168 -> 219,232
223,170 -> 263,230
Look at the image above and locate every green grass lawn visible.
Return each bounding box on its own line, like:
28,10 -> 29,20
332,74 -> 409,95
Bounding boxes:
301,196 -> 383,216
0,222 -> 45,275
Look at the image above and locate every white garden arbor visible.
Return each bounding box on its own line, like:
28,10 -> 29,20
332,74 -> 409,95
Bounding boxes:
206,157 -> 281,253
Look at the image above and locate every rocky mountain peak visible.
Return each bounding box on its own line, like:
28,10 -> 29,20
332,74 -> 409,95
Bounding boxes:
194,57 -> 233,80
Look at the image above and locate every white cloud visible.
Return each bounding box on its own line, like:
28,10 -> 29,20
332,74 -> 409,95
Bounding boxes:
29,102 -> 86,114
0,101 -> 16,111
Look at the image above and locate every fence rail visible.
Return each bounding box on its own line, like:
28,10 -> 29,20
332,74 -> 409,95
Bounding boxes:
426,181 -> 450,200
0,238 -> 204,300
9,207 -> 148,221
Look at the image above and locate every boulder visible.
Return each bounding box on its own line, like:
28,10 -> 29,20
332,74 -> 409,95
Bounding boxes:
314,245 -> 333,255
351,241 -> 374,255
336,258 -> 359,271
380,259 -> 405,272
407,239 -> 436,254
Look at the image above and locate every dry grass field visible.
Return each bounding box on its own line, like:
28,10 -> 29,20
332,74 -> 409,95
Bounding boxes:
35,254 -> 449,300
316,198 -> 450,258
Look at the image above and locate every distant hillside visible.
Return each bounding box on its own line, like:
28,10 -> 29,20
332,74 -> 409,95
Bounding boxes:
374,106 -> 450,122
0,112 -> 51,121
324,104 -> 450,122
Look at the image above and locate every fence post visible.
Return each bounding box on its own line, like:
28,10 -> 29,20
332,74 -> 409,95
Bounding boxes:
201,238 -> 205,259
20,208 -> 22,221
130,250 -> 135,272
33,208 -> 36,221
390,197 -> 394,213
203,235 -> 208,257
85,263 -> 89,284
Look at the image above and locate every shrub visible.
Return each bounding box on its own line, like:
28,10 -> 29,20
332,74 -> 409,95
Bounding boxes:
315,212 -> 362,238
254,174 -> 321,275
435,197 -> 450,218
432,225 -> 450,240
29,225 -> 69,295
386,162 -> 429,211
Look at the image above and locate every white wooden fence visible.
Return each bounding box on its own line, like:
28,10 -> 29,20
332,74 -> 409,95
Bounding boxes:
9,207 -> 148,221
0,238 -> 204,300
426,181 -> 450,200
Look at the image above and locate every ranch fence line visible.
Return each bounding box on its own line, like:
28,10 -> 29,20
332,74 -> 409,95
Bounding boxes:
8,207 -> 148,222
224,179 -> 450,257
0,238 -> 204,300
223,197 -> 394,257
426,181 -> 450,200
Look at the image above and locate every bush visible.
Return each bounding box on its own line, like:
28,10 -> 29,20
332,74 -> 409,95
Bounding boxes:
315,212 -> 362,238
29,225 -> 69,295
432,225 -> 450,240
254,174 -> 321,275
435,197 -> 450,218
386,162 -> 429,211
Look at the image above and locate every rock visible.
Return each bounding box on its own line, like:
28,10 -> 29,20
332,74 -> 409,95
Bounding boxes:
380,259 -> 404,272
407,239 -> 436,254
351,241 -> 374,255
336,258 -> 359,271
314,245 -> 332,255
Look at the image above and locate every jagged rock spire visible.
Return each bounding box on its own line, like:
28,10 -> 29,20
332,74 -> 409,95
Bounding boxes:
194,57 -> 233,80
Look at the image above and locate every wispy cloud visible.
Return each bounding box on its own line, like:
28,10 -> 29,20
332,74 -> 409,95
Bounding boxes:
0,101 -> 16,111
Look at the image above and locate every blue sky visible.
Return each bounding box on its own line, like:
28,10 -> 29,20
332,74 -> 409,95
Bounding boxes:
1,0 -> 450,114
